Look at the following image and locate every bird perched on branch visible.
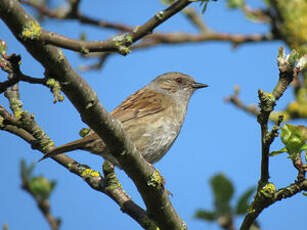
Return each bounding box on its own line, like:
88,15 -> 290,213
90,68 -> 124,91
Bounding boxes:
40,72 -> 208,167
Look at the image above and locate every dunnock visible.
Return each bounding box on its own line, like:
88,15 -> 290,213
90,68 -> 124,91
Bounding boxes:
40,72 -> 207,167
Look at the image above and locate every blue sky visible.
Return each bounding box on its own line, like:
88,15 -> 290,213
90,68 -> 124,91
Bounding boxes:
1,1 -> 306,230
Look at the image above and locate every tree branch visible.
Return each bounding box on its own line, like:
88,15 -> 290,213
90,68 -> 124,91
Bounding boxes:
78,52 -> 111,72
0,0 -> 191,229
0,106 -> 157,230
224,86 -> 259,117
239,48 -> 307,230
37,29 -> 274,54
20,0 -> 192,55
78,32 -> 274,72
183,7 -> 211,34
19,0 -> 133,32
225,85 -> 307,123
257,49 -> 300,184
240,179 -> 307,230
22,182 -> 60,230
133,32 -> 274,49
0,54 -> 46,94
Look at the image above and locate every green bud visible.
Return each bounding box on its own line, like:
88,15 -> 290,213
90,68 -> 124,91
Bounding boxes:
79,128 -> 90,137
281,124 -> 307,154
29,176 -> 56,200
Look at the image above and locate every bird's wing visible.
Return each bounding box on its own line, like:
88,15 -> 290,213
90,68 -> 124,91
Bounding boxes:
39,88 -> 169,162
110,88 -> 168,123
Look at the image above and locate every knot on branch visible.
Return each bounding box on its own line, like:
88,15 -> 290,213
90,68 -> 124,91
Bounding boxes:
21,20 -> 41,40
259,182 -> 276,199
258,90 -> 276,112
112,34 -> 133,55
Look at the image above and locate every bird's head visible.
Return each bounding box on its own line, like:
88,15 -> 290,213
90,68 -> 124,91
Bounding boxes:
147,72 -> 208,102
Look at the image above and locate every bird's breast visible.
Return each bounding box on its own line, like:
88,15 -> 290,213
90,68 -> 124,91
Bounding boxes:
124,102 -> 187,163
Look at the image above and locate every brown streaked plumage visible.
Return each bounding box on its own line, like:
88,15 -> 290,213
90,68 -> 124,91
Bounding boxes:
40,72 -> 208,167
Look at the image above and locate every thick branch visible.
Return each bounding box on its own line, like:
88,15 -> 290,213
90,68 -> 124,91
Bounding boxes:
0,0 -> 190,229
0,106 -> 156,229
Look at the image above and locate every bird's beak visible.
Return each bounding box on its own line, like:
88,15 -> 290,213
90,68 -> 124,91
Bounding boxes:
192,82 -> 208,89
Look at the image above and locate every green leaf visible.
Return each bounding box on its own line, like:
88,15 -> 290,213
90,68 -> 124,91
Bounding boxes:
303,192 -> 307,196
262,0 -> 271,7
79,127 -> 90,137
210,174 -> 234,214
195,209 -> 216,221
20,159 -> 28,182
79,32 -> 87,41
298,125 -> 307,140
200,1 -> 209,14
235,187 -> 256,215
20,159 -> 36,183
269,147 -> 287,156
189,0 -> 216,14
160,0 -> 175,5
226,0 -> 245,9
281,124 -> 307,154
245,11 -> 260,22
29,176 -> 56,200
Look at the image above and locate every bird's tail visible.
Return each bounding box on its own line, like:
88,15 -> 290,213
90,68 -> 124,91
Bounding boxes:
38,138 -> 95,162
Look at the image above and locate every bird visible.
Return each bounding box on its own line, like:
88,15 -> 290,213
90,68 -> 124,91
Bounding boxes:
40,72 -> 208,167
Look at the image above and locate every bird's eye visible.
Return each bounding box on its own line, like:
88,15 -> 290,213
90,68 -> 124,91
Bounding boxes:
175,78 -> 183,84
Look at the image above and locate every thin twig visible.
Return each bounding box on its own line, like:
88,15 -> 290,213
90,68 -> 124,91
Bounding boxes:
183,7 -> 211,33
132,32 -> 274,49
224,86 -> 260,117
22,183 -> 60,230
80,32 -> 274,72
38,29 -> 274,54
78,53 -> 111,72
19,0 -> 133,31
241,5 -> 272,23
0,54 -> 46,93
